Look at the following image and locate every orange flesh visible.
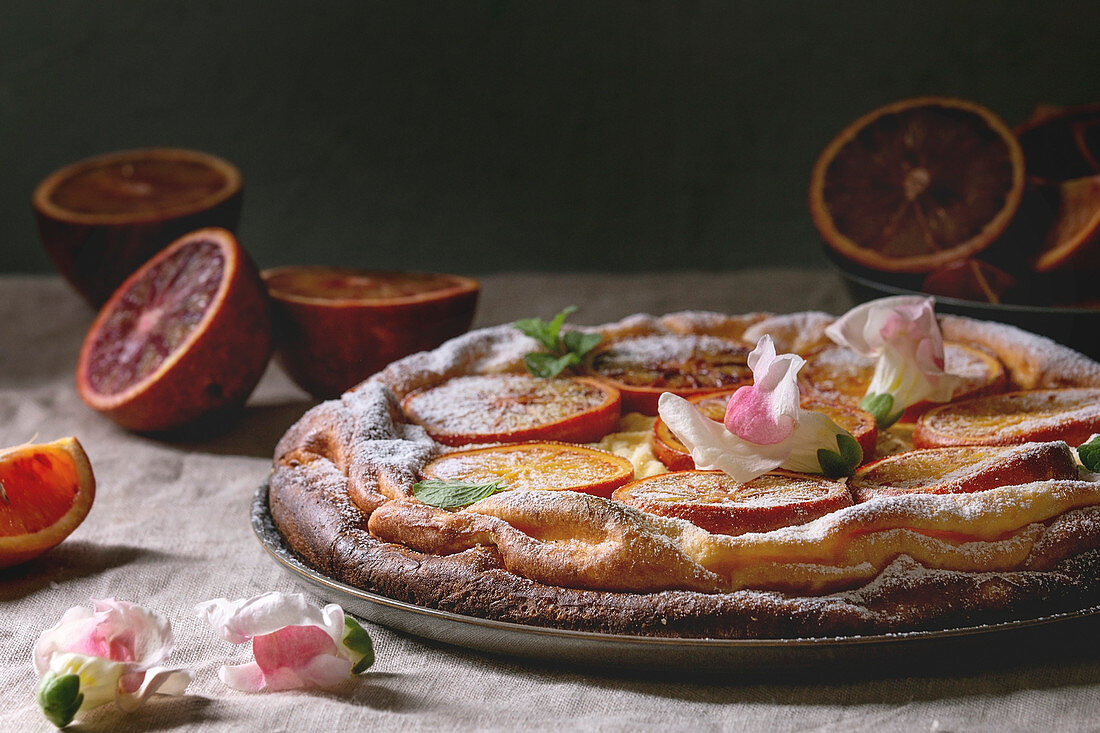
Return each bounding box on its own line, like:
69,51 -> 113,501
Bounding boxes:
0,446 -> 81,536
421,443 -> 634,498
49,159 -> 227,215
84,239 -> 224,396
265,268 -> 465,301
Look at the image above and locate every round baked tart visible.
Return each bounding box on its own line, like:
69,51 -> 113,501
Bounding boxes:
268,310 -> 1100,639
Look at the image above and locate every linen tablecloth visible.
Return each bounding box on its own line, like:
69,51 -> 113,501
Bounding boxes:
3,271 -> 1099,732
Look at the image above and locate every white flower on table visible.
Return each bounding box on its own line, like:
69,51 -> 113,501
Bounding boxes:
657,335 -> 861,482
825,295 -> 962,428
196,591 -> 374,692
33,598 -> 191,728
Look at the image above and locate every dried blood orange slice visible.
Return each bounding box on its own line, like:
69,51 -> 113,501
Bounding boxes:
849,441 -> 1079,503
920,258 -> 1017,303
263,267 -> 479,399
913,388 -> 1100,449
1032,175 -> 1100,273
1014,102 -> 1100,184
401,374 -> 620,446
76,227 -> 273,433
419,442 -> 635,499
810,97 -> 1025,273
650,390 -> 876,471
583,334 -> 753,415
612,470 -> 852,535
800,342 -> 1006,422
0,437 -> 95,568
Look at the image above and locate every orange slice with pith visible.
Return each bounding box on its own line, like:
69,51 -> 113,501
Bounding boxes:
810,97 -> 1025,274
913,388 -> 1100,449
419,442 -> 635,499
849,441 -> 1079,503
583,334 -> 753,415
612,470 -> 853,535
401,374 -> 620,446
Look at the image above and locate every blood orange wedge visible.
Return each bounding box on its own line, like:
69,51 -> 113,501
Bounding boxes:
800,342 -> 1006,422
76,227 -> 273,433
401,374 -> 620,446
0,437 -> 95,568
582,334 -> 753,415
650,390 -> 877,472
263,267 -> 480,399
810,97 -> 1025,273
1032,175 -> 1100,273
419,442 -> 635,499
1014,103 -> 1100,184
849,441 -> 1078,503
612,470 -> 852,535
913,388 -> 1100,449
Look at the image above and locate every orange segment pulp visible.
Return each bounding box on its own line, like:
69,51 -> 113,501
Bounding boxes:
0,438 -> 95,568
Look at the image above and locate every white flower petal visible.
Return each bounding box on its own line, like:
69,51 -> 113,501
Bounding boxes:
658,393 -> 785,482
219,662 -> 266,692
196,592 -> 344,645
116,667 -> 193,712
780,409 -> 851,474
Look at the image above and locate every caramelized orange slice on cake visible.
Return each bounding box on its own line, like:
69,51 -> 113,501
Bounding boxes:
419,442 -> 635,499
583,334 -> 753,415
650,390 -> 877,471
801,342 -> 1006,422
849,442 -> 1079,502
913,388 -> 1100,449
401,374 -> 620,446
612,469 -> 853,535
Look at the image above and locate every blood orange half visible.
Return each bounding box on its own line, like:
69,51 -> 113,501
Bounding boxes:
76,228 -> 273,433
263,266 -> 479,400
0,437 -> 95,568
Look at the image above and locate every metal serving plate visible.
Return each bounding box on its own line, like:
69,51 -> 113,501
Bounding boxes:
253,484 -> 1100,676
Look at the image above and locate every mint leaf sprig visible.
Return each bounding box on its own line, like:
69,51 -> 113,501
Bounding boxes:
1079,434 -> 1100,473
514,306 -> 602,379
412,478 -> 510,508
816,432 -> 864,479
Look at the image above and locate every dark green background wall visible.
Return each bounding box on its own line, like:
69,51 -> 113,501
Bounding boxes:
4,2 -> 1100,276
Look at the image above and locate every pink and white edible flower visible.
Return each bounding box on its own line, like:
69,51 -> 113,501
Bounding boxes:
657,335 -> 861,482
33,598 -> 191,728
196,592 -> 374,692
825,295 -> 961,427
